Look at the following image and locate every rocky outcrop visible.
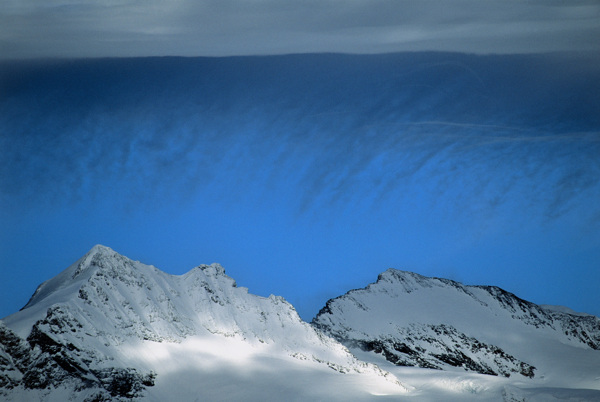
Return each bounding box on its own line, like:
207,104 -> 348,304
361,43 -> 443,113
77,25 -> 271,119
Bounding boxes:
313,269 -> 599,378
0,311 -> 155,400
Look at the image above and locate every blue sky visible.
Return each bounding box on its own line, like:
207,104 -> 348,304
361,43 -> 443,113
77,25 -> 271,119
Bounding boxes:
1,2 -> 600,320
1,53 -> 599,320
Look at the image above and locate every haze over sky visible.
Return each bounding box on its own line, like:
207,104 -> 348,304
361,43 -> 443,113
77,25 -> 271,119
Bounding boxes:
2,0 -> 600,58
1,1 -> 599,320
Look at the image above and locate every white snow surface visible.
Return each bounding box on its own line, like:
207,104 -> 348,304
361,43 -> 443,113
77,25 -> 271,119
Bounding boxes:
313,268 -> 600,400
2,245 -> 406,400
2,247 -> 600,401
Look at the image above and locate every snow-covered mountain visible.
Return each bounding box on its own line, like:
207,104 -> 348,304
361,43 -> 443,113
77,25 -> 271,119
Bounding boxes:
0,245 -> 404,401
1,247 -> 599,401
312,269 -> 600,398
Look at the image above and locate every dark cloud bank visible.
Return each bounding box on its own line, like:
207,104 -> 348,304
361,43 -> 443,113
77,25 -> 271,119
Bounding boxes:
2,0 -> 599,58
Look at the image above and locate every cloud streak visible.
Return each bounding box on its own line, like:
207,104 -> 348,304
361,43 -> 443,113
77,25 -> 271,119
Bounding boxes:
1,53 -> 599,227
1,52 -> 600,321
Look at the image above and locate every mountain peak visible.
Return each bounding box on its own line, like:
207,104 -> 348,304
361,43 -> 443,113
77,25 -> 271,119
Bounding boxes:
198,263 -> 226,276
2,246 -> 409,400
70,244 -> 120,279
373,268 -> 463,295
87,244 -> 115,257
18,245 -> 140,314
185,263 -> 236,288
82,244 -> 121,258
314,268 -> 600,381
2,247 -> 599,400
377,268 -> 422,281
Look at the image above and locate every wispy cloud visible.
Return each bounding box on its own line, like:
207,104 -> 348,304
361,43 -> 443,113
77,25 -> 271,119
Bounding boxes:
1,54 -> 599,228
1,52 -> 599,321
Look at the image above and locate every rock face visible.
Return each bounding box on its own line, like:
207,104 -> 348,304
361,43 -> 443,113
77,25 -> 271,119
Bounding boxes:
0,245 -> 403,401
312,269 -> 600,378
1,306 -> 155,399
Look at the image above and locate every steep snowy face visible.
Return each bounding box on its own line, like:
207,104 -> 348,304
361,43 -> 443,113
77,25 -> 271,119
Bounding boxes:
8,245 -> 303,344
1,246 -> 405,400
312,269 -> 600,381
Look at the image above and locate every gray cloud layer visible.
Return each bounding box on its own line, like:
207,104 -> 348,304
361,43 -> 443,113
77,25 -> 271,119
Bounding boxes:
1,0 -> 599,58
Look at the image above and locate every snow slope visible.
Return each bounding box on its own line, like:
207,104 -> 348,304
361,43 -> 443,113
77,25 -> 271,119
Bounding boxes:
313,269 -> 600,399
1,245 -> 405,401
2,247 -> 599,400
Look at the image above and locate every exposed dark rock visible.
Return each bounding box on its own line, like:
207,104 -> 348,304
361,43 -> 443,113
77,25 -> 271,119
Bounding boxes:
93,368 -> 156,399
0,308 -> 155,399
337,324 -> 535,377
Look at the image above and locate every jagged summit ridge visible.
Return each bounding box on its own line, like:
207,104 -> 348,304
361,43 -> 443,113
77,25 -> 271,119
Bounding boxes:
375,268 -> 466,293
71,244 -> 124,279
1,246 -> 406,400
2,246 -> 599,400
22,244 -> 132,311
10,245 -> 290,343
21,245 -> 231,314
313,268 -> 600,380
